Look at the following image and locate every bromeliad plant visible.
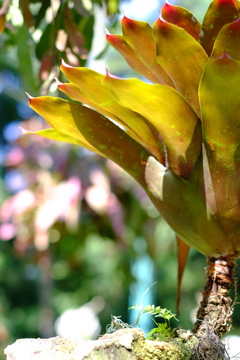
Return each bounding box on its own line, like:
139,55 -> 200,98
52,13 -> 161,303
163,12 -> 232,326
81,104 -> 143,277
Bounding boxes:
26,0 -> 240,340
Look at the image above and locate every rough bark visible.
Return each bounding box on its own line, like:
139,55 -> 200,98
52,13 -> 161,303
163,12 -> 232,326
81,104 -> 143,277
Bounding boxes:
193,255 -> 237,336
4,328 -> 192,360
191,255 -> 238,360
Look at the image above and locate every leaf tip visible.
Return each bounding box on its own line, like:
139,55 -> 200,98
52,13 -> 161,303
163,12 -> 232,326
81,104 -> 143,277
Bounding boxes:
105,31 -> 120,45
54,77 -> 63,86
154,15 -> 166,27
161,2 -> 176,18
121,14 -> 137,29
25,92 -> 35,105
105,28 -> 111,36
121,8 -> 126,17
60,58 -> 74,70
19,127 -> 28,135
218,51 -> 233,61
105,69 -> 122,80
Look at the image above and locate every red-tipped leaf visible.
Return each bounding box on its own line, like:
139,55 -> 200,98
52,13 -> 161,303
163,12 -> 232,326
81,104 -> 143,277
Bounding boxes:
106,32 -> 160,83
200,0 -> 239,56
161,3 -> 201,40
121,16 -> 173,86
211,18 -> 240,59
154,18 -> 208,117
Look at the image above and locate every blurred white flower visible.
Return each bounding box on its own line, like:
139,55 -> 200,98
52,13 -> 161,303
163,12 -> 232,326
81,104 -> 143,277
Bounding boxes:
54,296 -> 105,341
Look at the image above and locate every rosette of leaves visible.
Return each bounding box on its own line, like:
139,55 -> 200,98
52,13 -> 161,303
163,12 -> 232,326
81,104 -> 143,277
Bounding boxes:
26,0 -> 240,341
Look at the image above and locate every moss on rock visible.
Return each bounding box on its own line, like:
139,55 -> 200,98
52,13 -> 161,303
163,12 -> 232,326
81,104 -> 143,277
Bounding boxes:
132,336 -> 192,360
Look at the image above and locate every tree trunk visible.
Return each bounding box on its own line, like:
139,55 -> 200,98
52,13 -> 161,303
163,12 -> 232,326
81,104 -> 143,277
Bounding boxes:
191,255 -> 237,360
193,255 -> 237,336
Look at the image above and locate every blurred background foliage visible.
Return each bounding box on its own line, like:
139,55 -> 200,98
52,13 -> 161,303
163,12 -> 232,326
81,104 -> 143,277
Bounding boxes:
0,0 -> 240,359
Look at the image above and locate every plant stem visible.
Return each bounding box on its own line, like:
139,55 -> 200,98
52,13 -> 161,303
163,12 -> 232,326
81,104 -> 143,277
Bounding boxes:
193,255 -> 237,337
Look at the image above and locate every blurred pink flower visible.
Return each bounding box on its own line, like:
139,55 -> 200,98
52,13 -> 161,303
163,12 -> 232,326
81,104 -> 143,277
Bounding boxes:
34,177 -> 81,250
0,223 -> 16,241
3,147 -> 25,166
0,190 -> 35,222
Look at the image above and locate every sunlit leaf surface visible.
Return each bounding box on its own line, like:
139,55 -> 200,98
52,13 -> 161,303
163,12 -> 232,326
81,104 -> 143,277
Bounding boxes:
154,18 -> 208,116
103,75 -> 201,178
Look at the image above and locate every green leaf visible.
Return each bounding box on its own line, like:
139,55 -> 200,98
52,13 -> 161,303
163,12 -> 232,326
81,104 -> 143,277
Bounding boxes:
103,75 -> 201,179
16,26 -> 37,94
81,14 -> 94,53
144,157 -> 229,257
153,18 -> 208,117
200,0 -> 239,57
161,3 -> 201,40
199,54 -> 240,225
121,16 -> 173,86
36,23 -> 55,60
211,18 -> 240,60
60,63 -> 165,163
35,0 -> 51,28
106,32 -> 160,83
28,95 -> 152,186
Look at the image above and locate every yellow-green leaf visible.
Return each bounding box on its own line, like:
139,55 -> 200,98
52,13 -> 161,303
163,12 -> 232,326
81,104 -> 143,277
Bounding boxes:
23,128 -> 104,155
60,63 -> 165,163
121,16 -> 173,86
106,32 -> 160,83
211,18 -> 240,60
199,54 -> 240,225
28,95 -> 153,185
161,3 -> 201,40
154,18 -> 208,117
200,0 -> 239,56
103,75 -> 201,179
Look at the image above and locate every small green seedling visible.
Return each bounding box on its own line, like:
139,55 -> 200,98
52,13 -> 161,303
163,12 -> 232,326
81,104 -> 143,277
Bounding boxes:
106,282 -> 178,340
129,304 -> 178,341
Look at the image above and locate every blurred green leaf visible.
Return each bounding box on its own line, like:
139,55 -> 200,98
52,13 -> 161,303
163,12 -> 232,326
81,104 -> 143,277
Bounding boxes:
36,23 -> 55,61
16,26 -> 37,94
